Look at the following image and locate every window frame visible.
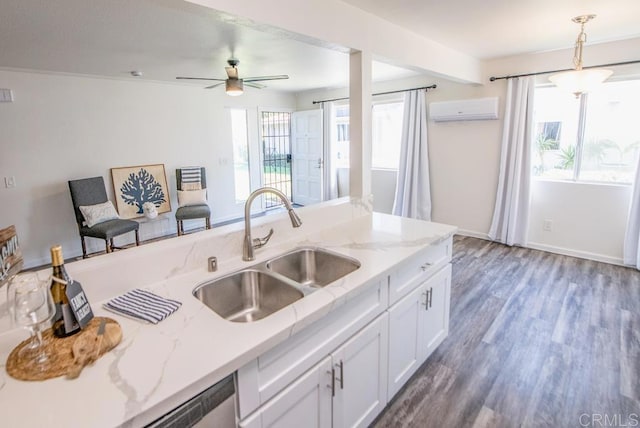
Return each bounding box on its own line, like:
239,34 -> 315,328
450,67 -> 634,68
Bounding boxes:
532,78 -> 640,186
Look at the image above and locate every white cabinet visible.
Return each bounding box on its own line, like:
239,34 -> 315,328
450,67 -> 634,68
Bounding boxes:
240,315 -> 388,428
240,357 -> 333,428
332,313 -> 388,428
238,235 -> 453,427
237,280 -> 387,419
387,264 -> 451,400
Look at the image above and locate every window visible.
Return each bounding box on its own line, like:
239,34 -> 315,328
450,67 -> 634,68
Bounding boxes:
329,100 -> 405,170
533,80 -> 640,184
230,108 -> 251,203
372,101 -> 404,169
333,104 -> 350,168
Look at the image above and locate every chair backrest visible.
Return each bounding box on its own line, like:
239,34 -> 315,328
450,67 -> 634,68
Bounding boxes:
68,177 -> 109,224
176,167 -> 207,191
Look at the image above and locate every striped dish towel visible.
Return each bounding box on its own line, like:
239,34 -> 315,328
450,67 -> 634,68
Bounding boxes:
181,167 -> 202,190
103,289 -> 181,324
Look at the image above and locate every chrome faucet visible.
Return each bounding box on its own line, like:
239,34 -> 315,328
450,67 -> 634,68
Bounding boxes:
243,187 -> 302,261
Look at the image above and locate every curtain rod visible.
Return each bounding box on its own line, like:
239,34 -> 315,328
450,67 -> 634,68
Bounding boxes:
311,84 -> 437,105
489,59 -> 640,81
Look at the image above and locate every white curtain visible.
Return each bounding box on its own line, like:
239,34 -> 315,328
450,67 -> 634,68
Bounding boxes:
623,158 -> 640,269
488,76 -> 535,246
392,89 -> 431,220
322,102 -> 339,200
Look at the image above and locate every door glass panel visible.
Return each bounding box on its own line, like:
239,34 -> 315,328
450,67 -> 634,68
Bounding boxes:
231,108 -> 251,203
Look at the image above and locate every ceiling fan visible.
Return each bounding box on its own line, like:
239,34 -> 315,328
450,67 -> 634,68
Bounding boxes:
176,59 -> 289,96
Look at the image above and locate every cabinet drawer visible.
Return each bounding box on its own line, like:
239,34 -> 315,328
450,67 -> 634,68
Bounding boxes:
389,236 -> 452,305
237,278 -> 388,420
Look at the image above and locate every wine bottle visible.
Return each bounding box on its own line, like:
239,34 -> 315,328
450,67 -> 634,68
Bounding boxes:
50,245 -> 80,337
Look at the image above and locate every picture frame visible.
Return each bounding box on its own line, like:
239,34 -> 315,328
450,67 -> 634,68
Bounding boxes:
110,164 -> 171,219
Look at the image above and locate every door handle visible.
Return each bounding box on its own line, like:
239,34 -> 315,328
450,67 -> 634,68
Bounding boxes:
316,158 -> 323,169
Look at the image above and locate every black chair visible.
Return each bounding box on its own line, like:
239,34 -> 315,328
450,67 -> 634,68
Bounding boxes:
176,167 -> 211,236
68,176 -> 140,258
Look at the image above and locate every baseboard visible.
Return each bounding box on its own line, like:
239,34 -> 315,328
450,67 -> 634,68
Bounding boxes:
453,229 -> 625,267
455,229 -> 490,240
526,242 -> 624,267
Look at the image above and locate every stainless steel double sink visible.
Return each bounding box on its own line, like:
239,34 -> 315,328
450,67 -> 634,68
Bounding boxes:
193,247 -> 360,323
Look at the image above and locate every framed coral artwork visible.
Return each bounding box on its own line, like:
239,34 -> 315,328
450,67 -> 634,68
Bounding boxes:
110,164 -> 171,219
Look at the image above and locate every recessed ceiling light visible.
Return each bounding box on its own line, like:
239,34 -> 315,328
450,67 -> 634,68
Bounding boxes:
130,71 -> 143,77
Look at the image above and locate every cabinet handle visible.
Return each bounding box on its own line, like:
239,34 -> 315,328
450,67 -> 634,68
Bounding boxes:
428,287 -> 433,308
421,291 -> 428,307
420,262 -> 432,271
339,360 -> 344,390
328,368 -> 335,397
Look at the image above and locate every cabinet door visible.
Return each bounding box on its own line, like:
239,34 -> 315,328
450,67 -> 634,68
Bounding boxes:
239,357 -> 332,428
387,283 -> 425,401
419,264 -> 452,361
332,313 -> 388,428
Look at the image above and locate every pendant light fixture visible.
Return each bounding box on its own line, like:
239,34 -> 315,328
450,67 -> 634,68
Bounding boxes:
549,14 -> 612,98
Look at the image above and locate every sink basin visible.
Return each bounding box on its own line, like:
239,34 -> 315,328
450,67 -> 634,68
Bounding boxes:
266,247 -> 360,288
193,270 -> 303,323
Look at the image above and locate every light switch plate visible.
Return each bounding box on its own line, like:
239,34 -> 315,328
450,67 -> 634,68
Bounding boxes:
4,176 -> 16,188
0,89 -> 14,103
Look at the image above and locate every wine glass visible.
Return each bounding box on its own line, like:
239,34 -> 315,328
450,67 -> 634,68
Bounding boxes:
9,273 -> 55,367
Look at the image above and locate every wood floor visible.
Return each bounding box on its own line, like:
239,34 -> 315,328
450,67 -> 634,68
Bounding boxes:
373,236 -> 640,428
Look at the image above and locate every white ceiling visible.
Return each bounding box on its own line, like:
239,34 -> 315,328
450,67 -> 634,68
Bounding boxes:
342,0 -> 640,59
1,0 -> 639,93
0,0 -> 421,93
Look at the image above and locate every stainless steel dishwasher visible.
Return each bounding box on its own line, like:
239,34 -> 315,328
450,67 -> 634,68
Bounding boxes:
146,374 -> 236,428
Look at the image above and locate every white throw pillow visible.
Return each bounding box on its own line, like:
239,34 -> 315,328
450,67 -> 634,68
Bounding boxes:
79,201 -> 120,227
177,189 -> 207,207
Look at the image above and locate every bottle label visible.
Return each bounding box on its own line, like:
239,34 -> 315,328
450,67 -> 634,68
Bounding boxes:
66,280 -> 94,328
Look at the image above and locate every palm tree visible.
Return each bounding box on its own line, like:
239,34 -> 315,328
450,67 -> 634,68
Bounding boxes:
558,145 -> 576,170
535,134 -> 558,174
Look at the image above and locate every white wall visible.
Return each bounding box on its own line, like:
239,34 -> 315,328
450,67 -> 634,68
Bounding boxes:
297,37 -> 640,264
371,169 -> 397,214
297,75 -> 504,235
0,69 -> 295,267
528,180 -> 631,263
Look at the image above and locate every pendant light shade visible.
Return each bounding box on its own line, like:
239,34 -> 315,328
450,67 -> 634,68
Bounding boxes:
549,15 -> 612,98
549,68 -> 613,98
226,79 -> 244,96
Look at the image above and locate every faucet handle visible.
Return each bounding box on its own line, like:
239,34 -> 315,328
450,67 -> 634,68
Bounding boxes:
253,228 -> 274,249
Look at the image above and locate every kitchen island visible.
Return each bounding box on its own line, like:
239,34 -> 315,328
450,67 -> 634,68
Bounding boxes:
0,198 -> 456,427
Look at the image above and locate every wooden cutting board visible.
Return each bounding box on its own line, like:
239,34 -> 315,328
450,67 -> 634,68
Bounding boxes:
5,316 -> 122,381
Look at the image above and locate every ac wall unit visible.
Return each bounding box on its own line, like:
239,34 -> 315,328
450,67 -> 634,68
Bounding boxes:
429,97 -> 499,122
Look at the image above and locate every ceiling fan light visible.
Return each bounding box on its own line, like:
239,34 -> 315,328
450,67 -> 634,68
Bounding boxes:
226,79 -> 244,96
549,68 -> 613,98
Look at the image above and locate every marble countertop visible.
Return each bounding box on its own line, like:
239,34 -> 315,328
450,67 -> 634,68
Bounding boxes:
0,200 -> 456,428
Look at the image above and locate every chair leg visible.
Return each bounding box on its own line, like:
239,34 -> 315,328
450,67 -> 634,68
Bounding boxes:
206,217 -> 211,230
105,239 -> 112,253
135,230 -> 140,246
81,236 -> 88,259
177,220 -> 183,236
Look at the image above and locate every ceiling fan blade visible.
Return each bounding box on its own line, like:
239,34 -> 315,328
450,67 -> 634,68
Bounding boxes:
245,82 -> 266,89
243,75 -> 289,82
176,77 -> 226,81
204,82 -> 225,89
225,67 -> 239,79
